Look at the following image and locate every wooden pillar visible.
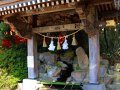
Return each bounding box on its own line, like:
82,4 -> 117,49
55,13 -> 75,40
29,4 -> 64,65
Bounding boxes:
88,31 -> 100,84
76,5 -> 100,84
27,34 -> 38,79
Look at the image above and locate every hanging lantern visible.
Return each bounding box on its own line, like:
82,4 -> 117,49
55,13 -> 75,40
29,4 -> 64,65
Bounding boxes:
62,36 -> 68,50
57,38 -> 61,50
43,37 -> 47,47
48,38 -> 55,51
72,34 -> 77,46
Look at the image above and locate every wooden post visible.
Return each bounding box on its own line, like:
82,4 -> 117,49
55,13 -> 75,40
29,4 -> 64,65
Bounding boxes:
88,31 -> 100,84
76,6 -> 100,84
27,34 -> 38,79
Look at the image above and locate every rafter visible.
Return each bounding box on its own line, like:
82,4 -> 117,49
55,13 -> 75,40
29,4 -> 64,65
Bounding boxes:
0,0 -> 31,7
0,3 -> 76,19
99,10 -> 119,19
0,0 -> 114,17
21,3 -> 76,16
91,0 -> 113,5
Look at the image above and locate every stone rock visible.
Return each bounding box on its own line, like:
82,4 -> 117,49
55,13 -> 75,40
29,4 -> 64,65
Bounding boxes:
60,50 -> 74,64
39,64 -> 46,73
46,66 -> 58,77
107,84 -> 120,90
104,76 -> 114,84
66,71 -> 89,83
73,57 -> 81,71
46,66 -> 62,77
100,58 -> 109,68
38,60 -> 68,82
38,52 -> 57,65
76,47 -> 89,70
53,68 -> 61,77
39,73 -> 58,82
67,47 -> 89,83
73,63 -> 81,71
100,58 -> 109,79
100,65 -> 107,78
113,72 -> 120,84
115,63 -> 120,71
56,61 -> 68,68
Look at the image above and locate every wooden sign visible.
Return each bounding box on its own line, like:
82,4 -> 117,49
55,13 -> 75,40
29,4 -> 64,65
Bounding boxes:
32,23 -> 84,33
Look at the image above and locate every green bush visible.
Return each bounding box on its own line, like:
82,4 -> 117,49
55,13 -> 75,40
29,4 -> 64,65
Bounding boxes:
0,44 -> 27,90
0,22 -> 11,40
100,26 -> 120,61
0,69 -> 19,90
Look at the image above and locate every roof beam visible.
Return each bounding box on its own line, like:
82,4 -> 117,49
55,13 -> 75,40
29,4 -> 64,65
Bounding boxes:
91,0 -> 113,5
21,3 -> 76,16
0,2 -> 76,19
99,10 -> 119,19
32,23 -> 84,33
22,0 -> 112,16
0,0 -> 113,18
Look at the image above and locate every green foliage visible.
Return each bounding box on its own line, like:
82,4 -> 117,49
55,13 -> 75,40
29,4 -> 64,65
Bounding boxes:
0,69 -> 19,90
0,44 -> 27,90
0,22 -> 11,40
100,25 -> 120,61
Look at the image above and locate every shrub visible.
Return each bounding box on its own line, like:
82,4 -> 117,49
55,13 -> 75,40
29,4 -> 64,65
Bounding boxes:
0,44 -> 27,90
0,69 -> 19,90
100,26 -> 120,63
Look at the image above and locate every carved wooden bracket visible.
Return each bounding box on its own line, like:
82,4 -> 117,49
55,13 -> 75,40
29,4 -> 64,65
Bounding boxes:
7,14 -> 32,39
75,8 -> 87,20
76,6 -> 100,37
84,24 -> 99,37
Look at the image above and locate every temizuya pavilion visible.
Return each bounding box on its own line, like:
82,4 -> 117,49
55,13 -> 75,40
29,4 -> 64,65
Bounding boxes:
0,0 -> 117,90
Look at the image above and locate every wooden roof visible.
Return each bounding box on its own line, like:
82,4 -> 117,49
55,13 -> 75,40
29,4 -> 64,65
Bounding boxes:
0,0 -> 117,38
0,0 -> 31,7
0,0 -> 117,20
0,0 -> 80,16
